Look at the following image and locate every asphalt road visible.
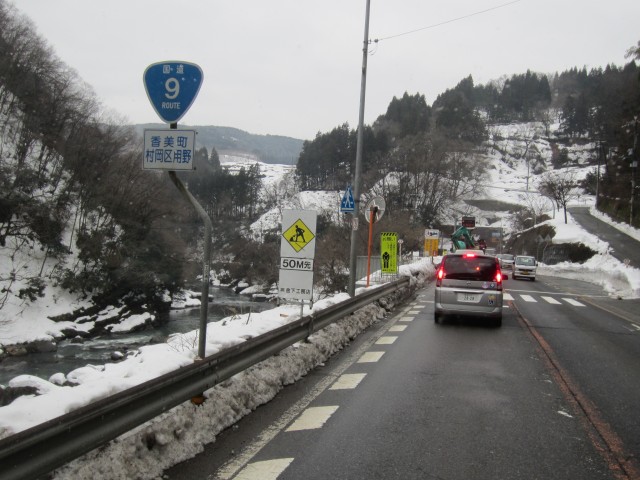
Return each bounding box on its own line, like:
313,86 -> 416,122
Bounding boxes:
569,206 -> 640,268
165,275 -> 639,479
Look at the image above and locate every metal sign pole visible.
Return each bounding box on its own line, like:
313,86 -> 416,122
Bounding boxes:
167,122 -> 212,360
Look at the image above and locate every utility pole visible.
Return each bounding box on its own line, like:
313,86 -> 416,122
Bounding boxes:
631,116 -> 638,226
348,0 -> 371,297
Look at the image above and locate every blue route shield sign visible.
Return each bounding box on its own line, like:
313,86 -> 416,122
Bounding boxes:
340,185 -> 355,212
143,61 -> 203,124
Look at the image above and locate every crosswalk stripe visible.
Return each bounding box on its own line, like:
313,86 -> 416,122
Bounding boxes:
358,351 -> 385,363
408,310 -> 421,315
563,298 -> 585,307
520,294 -> 537,302
542,296 -> 562,304
398,316 -> 414,322
330,373 -> 366,390
286,406 -> 339,432
504,293 -> 514,301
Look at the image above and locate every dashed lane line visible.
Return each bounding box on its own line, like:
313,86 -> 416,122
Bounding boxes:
233,459 -> 294,480
285,406 -> 339,432
329,373 -> 367,390
358,351 -> 385,363
375,336 -> 398,345
212,301 -> 409,479
389,325 -> 407,332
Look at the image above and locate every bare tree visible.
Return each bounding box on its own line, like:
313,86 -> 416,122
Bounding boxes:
538,170 -> 579,224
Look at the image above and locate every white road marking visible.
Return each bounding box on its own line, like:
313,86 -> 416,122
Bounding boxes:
376,336 -> 397,345
398,316 -> 414,322
632,324 -> 640,332
408,310 -> 421,314
542,296 -> 562,304
329,373 -> 366,390
389,325 -> 407,332
563,298 -> 585,307
520,294 -> 537,302
286,406 -> 339,432
557,410 -> 574,419
358,351 -> 385,363
234,458 -> 294,480
503,293 -> 514,301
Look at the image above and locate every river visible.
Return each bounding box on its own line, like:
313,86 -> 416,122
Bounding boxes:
0,288 -> 275,386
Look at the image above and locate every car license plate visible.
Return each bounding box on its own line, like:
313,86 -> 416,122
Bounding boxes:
521,271 -> 528,275
458,293 -> 478,302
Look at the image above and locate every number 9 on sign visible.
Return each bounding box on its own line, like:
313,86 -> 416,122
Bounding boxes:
165,78 -> 180,99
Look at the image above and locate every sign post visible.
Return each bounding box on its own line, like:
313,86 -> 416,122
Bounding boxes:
363,197 -> 385,287
278,210 -> 317,302
143,61 -> 211,362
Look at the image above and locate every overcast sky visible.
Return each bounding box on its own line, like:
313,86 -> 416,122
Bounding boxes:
9,0 -> 640,140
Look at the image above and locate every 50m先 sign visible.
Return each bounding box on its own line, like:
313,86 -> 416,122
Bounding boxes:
278,210 -> 317,301
280,258 -> 314,271
143,129 -> 196,170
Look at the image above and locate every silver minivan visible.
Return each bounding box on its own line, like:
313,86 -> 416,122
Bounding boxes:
434,250 -> 505,326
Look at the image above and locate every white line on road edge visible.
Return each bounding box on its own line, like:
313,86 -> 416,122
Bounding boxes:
212,303 -> 407,479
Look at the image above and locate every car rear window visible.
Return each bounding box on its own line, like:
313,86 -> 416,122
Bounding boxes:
443,256 -> 498,281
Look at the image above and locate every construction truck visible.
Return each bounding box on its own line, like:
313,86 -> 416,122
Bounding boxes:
450,226 -> 477,252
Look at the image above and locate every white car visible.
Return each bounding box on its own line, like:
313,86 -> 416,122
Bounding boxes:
513,255 -> 537,281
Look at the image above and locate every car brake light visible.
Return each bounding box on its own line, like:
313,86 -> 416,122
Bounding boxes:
463,253 -> 476,258
436,266 -> 445,286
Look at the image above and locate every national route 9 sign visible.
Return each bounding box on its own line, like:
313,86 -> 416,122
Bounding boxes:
143,61 -> 203,124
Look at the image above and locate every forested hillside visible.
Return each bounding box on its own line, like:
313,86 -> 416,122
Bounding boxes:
297,56 -> 640,229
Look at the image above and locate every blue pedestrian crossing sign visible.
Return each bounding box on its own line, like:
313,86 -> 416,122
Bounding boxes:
340,185 -> 355,212
143,61 -> 203,124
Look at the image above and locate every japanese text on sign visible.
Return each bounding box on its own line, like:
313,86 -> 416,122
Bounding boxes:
143,129 -> 196,171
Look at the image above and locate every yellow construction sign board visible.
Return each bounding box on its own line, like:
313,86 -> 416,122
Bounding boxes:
283,218 -> 315,253
380,232 -> 398,274
279,210 -> 317,301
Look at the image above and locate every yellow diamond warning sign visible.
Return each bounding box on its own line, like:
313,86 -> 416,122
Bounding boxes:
283,218 -> 315,253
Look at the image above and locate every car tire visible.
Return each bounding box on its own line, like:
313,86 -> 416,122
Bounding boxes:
493,316 -> 502,327
434,312 -> 442,324
531,277 -> 535,282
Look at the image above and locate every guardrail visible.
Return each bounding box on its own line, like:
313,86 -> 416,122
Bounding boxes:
0,277 -> 410,480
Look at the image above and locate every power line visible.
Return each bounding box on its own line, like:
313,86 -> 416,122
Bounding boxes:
372,0 -> 525,43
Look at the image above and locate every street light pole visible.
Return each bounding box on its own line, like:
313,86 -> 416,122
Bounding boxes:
348,0 -> 371,297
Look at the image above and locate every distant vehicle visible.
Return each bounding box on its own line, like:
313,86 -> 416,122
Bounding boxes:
496,253 -> 515,270
434,250 -> 505,327
513,255 -> 537,281
484,247 -> 497,256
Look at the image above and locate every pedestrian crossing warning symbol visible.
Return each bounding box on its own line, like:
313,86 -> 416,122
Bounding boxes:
283,219 -> 315,253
